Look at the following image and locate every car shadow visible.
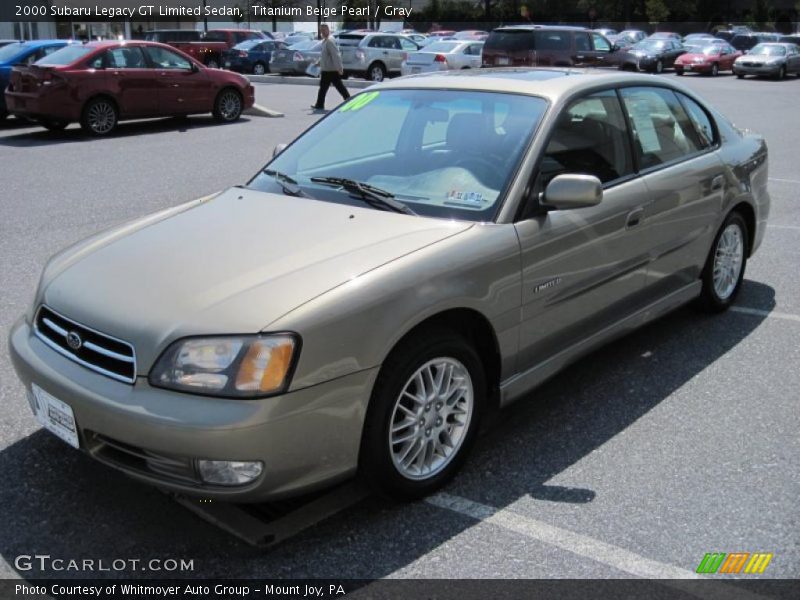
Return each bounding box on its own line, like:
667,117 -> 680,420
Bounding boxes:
0,116 -> 253,147
0,280 -> 776,578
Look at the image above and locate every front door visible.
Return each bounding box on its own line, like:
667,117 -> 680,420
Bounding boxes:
143,45 -> 210,114
514,89 -> 650,370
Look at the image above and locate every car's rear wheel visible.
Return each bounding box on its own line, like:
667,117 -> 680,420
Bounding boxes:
359,330 -> 485,499
711,62 -> 719,76
253,62 -> 267,75
367,62 -> 386,82
40,119 -> 68,131
212,88 -> 243,122
698,211 -> 748,312
80,98 -> 118,136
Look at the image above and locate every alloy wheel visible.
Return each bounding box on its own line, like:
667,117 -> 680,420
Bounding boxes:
253,63 -> 266,75
87,101 -> 116,135
388,357 -> 473,481
370,65 -> 385,81
712,223 -> 744,300
218,91 -> 242,121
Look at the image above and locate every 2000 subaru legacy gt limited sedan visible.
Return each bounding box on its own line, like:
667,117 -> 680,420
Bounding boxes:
10,69 -> 769,502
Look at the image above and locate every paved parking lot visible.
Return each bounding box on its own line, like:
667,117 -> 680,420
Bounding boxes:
0,73 -> 798,580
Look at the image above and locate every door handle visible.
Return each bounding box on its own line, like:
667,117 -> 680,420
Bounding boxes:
576,55 -> 585,60
626,208 -> 644,229
711,174 -> 725,191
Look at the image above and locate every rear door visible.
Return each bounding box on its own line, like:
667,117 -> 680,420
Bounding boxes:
618,86 -> 725,301
96,46 -> 157,117
143,45 -> 210,114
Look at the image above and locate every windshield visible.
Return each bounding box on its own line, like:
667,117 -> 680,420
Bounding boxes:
0,42 -> 29,62
633,40 -> 666,51
248,89 -> 547,222
289,40 -> 321,51
233,40 -> 262,50
424,41 -> 461,53
36,45 -> 91,65
750,44 -> 785,56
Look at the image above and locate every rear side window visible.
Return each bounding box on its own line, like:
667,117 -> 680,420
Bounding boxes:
534,31 -> 570,50
484,30 -> 535,52
541,90 -> 634,185
619,87 -> 709,169
676,93 -> 716,149
105,46 -> 147,69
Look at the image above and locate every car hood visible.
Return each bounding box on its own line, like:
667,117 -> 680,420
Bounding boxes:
40,187 -> 472,372
676,52 -> 714,61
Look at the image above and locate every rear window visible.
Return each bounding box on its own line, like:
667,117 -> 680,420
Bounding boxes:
0,42 -> 29,62
424,42 -> 461,53
35,45 -> 91,66
484,30 -> 535,52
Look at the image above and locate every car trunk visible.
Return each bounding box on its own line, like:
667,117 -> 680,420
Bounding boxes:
8,65 -> 61,94
405,52 -> 447,66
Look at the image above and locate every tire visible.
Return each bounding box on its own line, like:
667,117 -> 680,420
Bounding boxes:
655,60 -> 663,74
359,329 -> 486,499
253,62 -> 266,75
40,119 -> 68,131
711,63 -> 719,77
698,211 -> 749,313
736,72 -> 744,79
366,62 -> 386,82
80,97 -> 118,136
0,109 -> 7,121
212,88 -> 243,122
776,66 -> 785,80
675,69 -> 684,76
206,58 -> 220,69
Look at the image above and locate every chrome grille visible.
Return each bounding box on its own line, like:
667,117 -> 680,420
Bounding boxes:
34,305 -> 136,384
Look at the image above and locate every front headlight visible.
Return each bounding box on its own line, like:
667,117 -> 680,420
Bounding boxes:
149,334 -> 299,397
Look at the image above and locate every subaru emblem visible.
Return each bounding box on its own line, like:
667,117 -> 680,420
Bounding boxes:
66,331 -> 82,350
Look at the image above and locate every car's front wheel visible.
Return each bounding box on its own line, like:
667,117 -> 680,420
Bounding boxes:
359,330 -> 485,499
253,62 -> 267,75
654,59 -> 664,74
80,97 -> 118,136
699,211 -> 749,312
710,62 -> 719,76
776,65 -> 786,80
212,88 -> 243,122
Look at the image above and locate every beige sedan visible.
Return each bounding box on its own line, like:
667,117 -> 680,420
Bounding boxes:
10,70 -> 770,502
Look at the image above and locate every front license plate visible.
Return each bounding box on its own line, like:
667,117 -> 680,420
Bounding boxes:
31,383 -> 79,449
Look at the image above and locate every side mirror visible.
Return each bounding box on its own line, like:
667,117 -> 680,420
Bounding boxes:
542,174 -> 602,210
191,62 -> 200,72
273,143 -> 287,157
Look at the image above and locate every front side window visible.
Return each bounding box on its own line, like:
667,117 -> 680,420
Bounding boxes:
144,46 -> 191,69
248,89 -> 547,222
541,90 -> 634,185
592,33 -> 611,52
619,87 -> 709,169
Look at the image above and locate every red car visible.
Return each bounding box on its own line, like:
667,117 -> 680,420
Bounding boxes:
674,42 -> 742,76
5,41 -> 254,135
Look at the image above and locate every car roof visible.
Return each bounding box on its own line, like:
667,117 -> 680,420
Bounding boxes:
372,68 -> 692,102
11,39 -> 70,48
494,25 -> 589,32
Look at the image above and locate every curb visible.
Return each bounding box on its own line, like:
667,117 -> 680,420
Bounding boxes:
248,74 -> 372,89
244,103 -> 285,118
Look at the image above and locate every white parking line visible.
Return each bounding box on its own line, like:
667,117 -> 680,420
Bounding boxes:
767,224 -> 800,230
768,177 -> 800,184
731,306 -> 800,322
425,493 -> 768,599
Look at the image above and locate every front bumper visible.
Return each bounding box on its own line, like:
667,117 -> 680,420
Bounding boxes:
733,63 -> 781,76
9,317 -> 378,502
675,62 -> 712,73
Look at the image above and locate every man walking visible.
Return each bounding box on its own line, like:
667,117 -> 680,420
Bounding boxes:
312,24 -> 350,111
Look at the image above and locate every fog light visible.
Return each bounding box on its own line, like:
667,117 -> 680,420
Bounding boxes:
197,460 -> 263,485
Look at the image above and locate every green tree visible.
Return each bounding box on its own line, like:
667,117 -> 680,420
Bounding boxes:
645,0 -> 669,22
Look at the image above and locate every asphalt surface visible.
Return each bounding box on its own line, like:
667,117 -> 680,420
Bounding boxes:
0,73 -> 798,581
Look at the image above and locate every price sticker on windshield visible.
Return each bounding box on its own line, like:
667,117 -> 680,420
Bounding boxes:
339,91 -> 380,112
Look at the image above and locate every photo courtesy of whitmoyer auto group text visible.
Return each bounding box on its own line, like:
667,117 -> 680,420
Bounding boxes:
0,0 -> 798,598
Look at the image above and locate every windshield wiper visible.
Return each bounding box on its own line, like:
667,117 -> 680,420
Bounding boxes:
262,169 -> 307,197
310,176 -> 416,215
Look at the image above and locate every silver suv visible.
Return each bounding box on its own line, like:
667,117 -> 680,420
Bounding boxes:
339,32 -> 420,81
